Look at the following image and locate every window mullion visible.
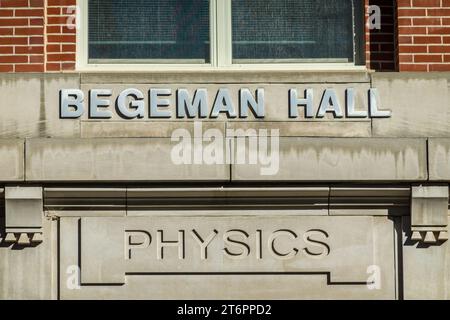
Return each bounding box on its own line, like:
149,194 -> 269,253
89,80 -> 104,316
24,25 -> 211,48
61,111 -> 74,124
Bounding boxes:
210,0 -> 217,67
215,0 -> 232,67
76,0 -> 88,69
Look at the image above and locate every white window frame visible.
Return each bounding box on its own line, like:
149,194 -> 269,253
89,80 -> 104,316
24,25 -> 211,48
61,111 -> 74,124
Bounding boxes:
76,0 -> 366,71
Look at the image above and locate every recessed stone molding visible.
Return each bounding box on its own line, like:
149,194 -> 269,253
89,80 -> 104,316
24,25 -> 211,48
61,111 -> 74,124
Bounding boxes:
410,185 -> 449,244
3,186 -> 43,247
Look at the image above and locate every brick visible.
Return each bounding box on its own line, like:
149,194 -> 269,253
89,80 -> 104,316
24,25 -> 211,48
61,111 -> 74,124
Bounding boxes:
399,26 -> 428,34
413,36 -> 442,44
46,63 -> 61,71
61,26 -> 76,34
0,37 -> 27,45
29,0 -> 44,7
0,9 -> 14,17
29,18 -> 44,26
0,46 -> 13,54
15,46 -> 44,54
0,64 -> 14,72
399,54 -> 414,62
414,54 -> 443,62
0,18 -> 28,26
47,53 -> 75,62
47,0 -> 77,5
427,9 -> 450,16
412,0 -> 441,7
46,25 -> 61,33
47,16 -> 70,25
413,18 -> 442,25
62,44 -> 76,52
398,35 -> 413,44
0,55 -> 28,64
46,44 -> 61,52
428,27 -> 450,35
397,0 -> 412,6
398,45 -> 428,53
398,9 -> 426,16
0,28 -> 14,35
29,55 -> 44,63
400,64 -> 429,71
14,9 -> 44,17
47,7 -> 61,15
0,0 -> 28,7
14,64 -> 44,72
61,62 -> 75,70
399,18 -> 412,26
47,34 -> 75,43
429,46 -> 450,53
29,36 -> 44,45
429,64 -> 450,71
14,27 -> 44,36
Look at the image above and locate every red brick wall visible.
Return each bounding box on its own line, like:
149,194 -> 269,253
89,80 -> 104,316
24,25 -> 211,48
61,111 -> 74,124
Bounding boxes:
365,0 -> 398,71
46,0 -> 76,71
0,0 -> 45,72
0,0 -> 76,72
397,0 -> 450,71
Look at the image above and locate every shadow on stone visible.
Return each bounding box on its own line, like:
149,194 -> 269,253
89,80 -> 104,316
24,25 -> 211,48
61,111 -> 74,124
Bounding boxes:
402,216 -> 447,248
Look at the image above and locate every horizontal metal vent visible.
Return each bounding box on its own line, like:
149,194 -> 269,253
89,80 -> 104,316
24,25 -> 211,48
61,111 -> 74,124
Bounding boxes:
43,187 -> 413,215
44,187 -> 330,211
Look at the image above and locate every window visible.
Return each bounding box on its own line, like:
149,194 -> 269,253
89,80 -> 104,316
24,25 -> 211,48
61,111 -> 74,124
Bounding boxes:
88,0 -> 211,63
232,0 -> 355,63
81,0 -> 364,68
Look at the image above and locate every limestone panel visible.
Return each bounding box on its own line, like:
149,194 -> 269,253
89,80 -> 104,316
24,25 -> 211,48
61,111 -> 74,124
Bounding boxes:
429,138 -> 450,181
0,140 -> 24,181
25,138 -> 229,182
59,215 -> 396,300
226,121 -> 371,138
0,74 -> 80,138
372,73 -> 450,137
81,121 -> 226,138
402,217 -> 450,300
232,138 -> 427,181
0,216 -> 56,300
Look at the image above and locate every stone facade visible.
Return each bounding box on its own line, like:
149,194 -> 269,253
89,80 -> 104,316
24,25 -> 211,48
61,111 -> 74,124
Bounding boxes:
0,72 -> 450,299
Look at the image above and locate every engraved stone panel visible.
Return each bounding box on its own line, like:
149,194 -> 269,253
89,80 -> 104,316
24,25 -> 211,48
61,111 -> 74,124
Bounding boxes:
59,215 -> 396,300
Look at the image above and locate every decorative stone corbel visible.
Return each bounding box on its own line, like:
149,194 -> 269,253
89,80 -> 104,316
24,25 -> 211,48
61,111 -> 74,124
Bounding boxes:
2,186 -> 43,246
411,185 -> 449,244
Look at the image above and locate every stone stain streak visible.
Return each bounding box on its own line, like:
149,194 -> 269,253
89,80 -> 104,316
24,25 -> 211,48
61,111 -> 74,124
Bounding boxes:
39,77 -> 47,137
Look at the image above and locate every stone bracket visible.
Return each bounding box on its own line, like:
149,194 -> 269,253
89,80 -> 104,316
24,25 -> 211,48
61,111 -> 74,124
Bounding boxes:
411,185 -> 449,244
2,186 -> 43,246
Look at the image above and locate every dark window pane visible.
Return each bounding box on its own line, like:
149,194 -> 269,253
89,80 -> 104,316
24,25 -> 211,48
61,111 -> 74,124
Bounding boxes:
232,0 -> 354,62
89,0 -> 210,62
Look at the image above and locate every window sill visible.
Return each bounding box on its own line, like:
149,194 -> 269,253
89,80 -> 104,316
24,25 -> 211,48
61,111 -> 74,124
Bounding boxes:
76,63 -> 367,73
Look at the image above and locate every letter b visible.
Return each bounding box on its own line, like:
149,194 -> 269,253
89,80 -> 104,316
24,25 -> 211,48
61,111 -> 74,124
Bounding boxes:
60,89 -> 85,118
